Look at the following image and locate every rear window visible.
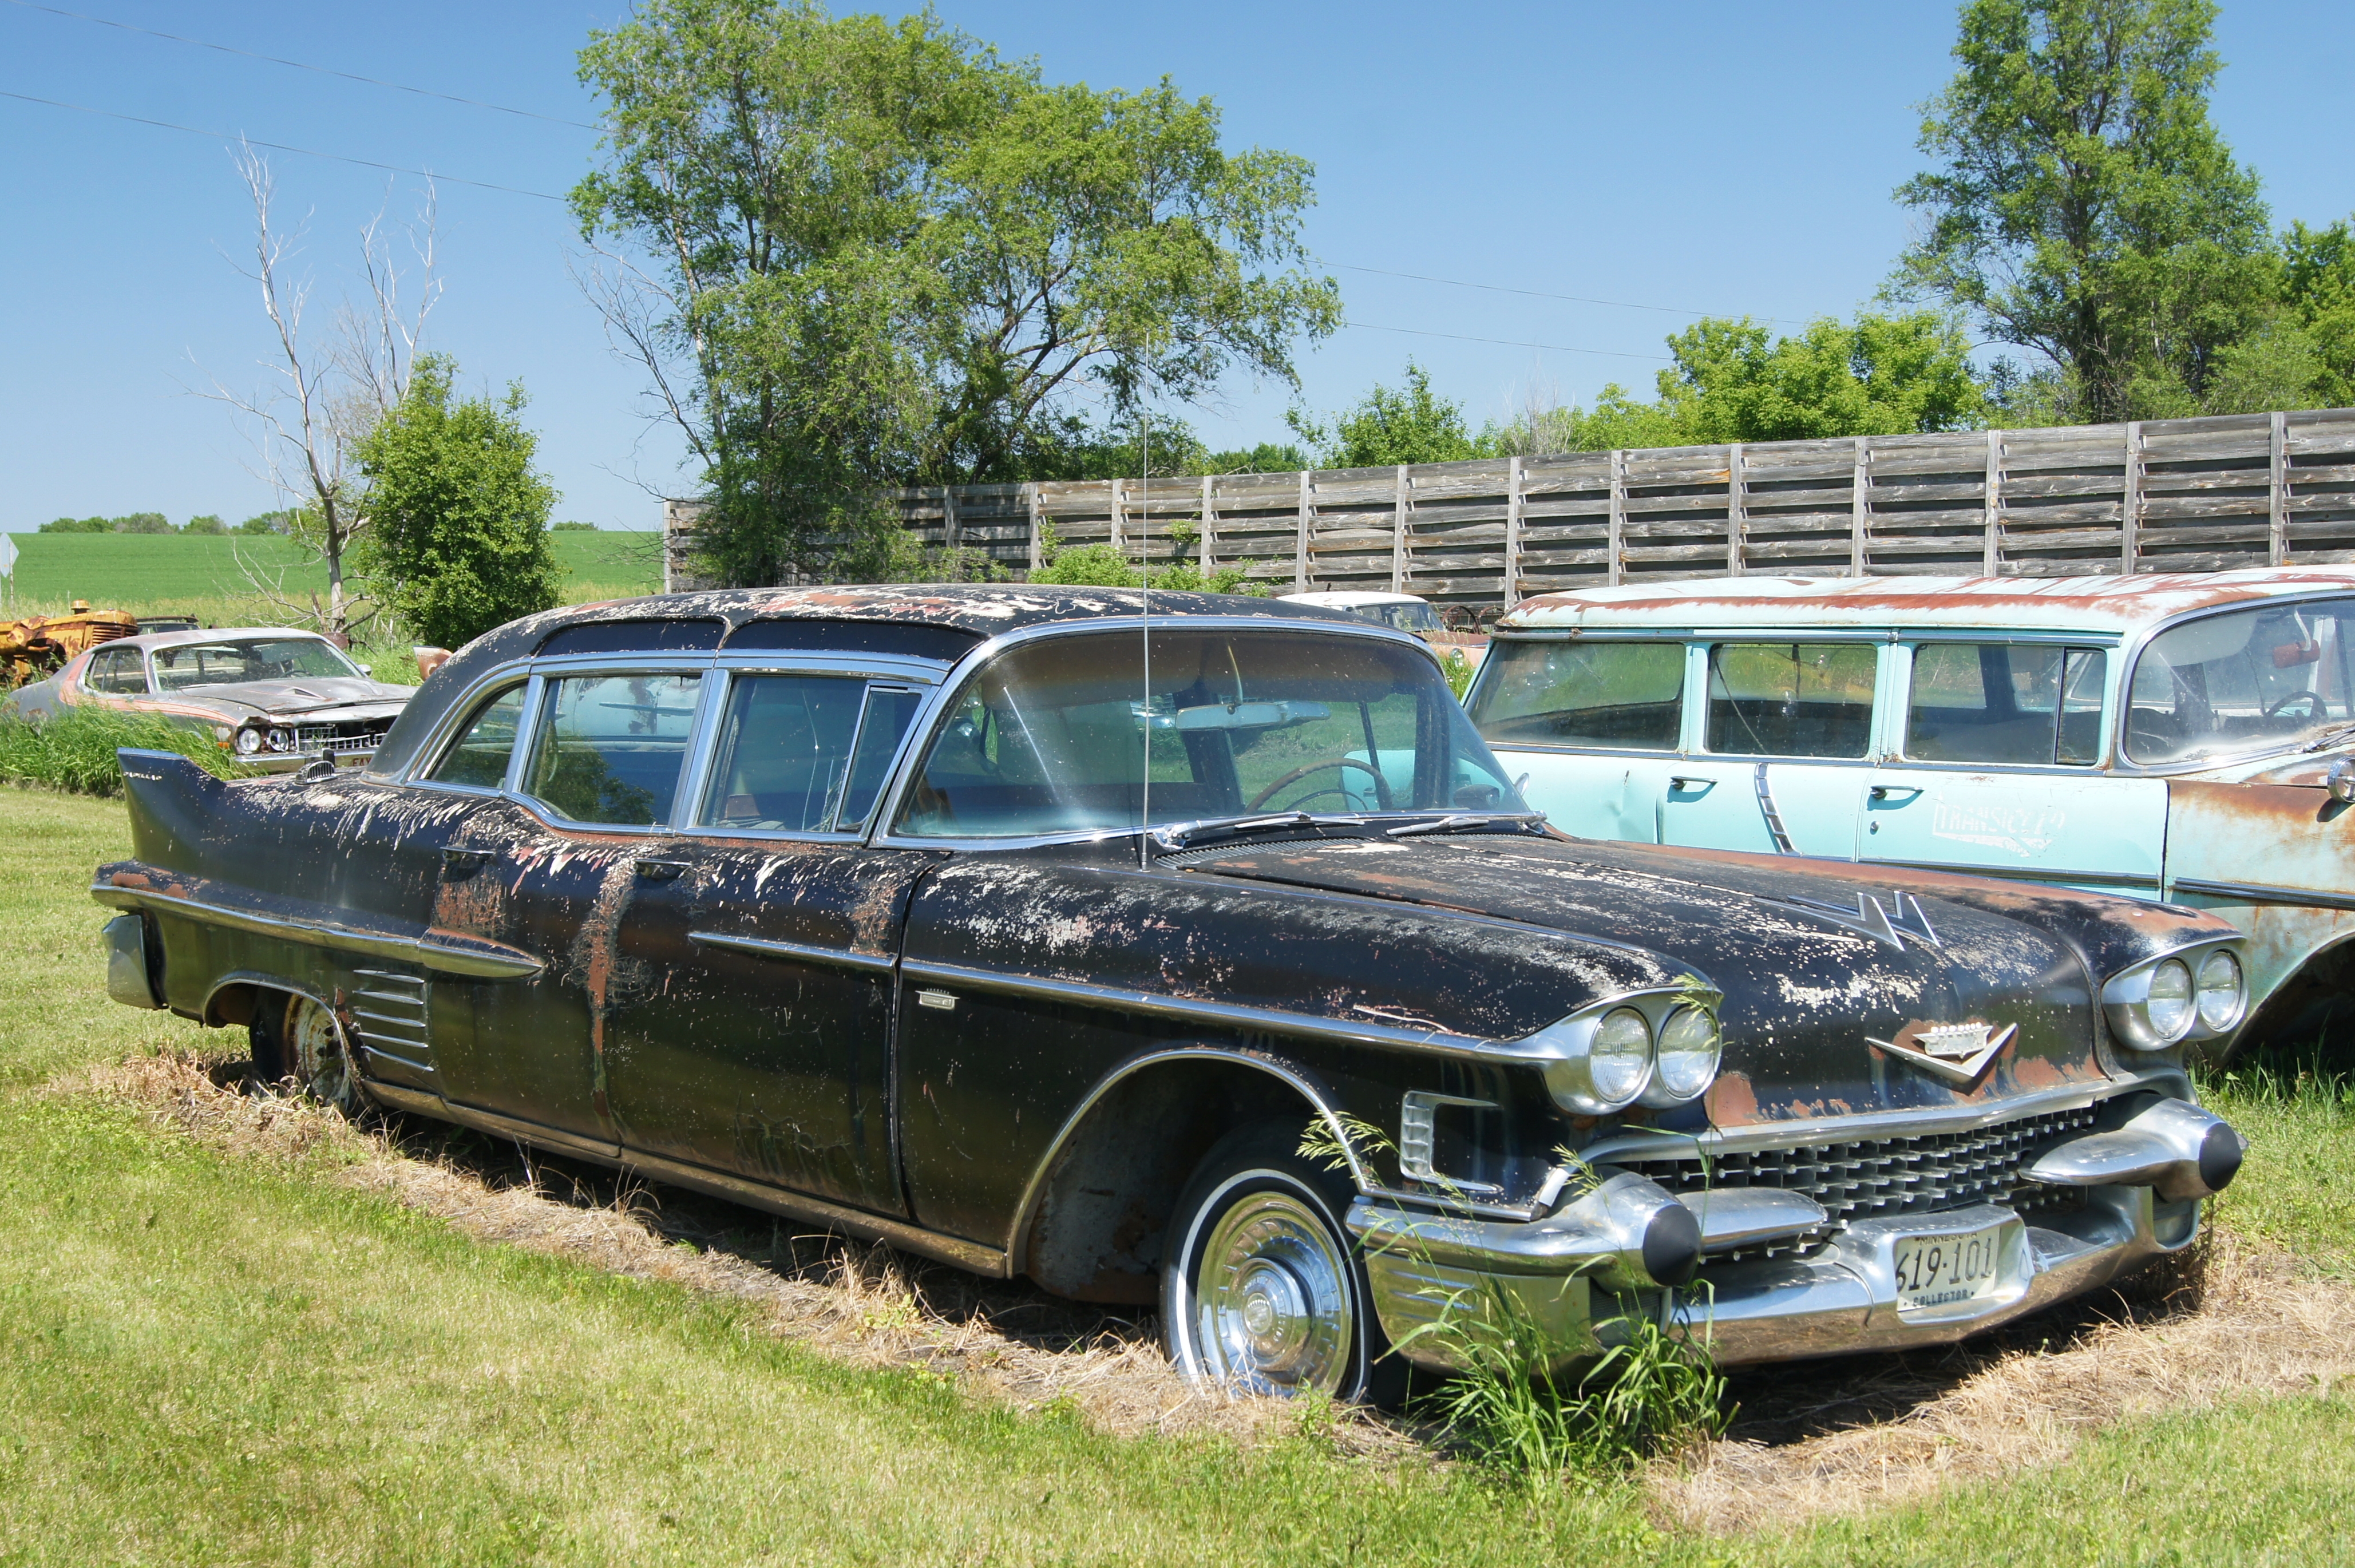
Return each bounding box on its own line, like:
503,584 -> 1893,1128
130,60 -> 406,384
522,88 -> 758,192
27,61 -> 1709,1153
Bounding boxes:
1467,640 -> 1685,750
1705,643 -> 1877,758
1907,644 -> 2106,766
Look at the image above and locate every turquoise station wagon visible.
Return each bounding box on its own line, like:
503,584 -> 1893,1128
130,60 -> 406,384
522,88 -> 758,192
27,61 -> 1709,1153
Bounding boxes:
1466,569 -> 2355,1060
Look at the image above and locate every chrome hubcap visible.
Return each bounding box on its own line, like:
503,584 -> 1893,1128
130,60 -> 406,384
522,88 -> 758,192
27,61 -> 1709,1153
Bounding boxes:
1193,1187 -> 1353,1396
287,997 -> 353,1109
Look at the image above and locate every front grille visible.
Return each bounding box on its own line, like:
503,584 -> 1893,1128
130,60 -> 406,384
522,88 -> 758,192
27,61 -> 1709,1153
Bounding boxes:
1620,1103 -> 2101,1261
294,724 -> 390,755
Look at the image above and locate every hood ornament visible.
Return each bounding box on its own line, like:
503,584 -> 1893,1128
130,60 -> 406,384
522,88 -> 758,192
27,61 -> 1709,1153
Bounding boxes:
1867,1020 -> 2018,1087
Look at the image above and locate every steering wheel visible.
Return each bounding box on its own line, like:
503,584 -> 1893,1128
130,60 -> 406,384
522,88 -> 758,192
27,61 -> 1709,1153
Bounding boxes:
1247,757 -> 1395,813
2267,690 -> 2326,719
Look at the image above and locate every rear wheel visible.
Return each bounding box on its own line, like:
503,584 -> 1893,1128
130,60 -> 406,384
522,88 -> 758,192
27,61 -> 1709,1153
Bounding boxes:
1161,1122 -> 1403,1405
273,994 -> 365,1114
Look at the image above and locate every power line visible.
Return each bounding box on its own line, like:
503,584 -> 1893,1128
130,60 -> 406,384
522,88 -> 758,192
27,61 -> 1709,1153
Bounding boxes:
1343,320 -> 1669,362
3,0 -> 599,129
1324,259 -> 1807,328
0,87 -> 568,200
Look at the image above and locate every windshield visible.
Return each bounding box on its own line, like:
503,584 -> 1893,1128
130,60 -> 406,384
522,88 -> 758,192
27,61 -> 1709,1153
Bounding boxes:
892,628 -> 1523,839
2127,599 -> 2355,765
1350,601 -> 1443,633
152,638 -> 363,692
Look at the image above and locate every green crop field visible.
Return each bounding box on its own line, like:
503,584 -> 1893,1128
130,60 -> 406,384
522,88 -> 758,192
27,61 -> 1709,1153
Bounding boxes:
5,782 -> 2355,1562
2,530 -> 665,620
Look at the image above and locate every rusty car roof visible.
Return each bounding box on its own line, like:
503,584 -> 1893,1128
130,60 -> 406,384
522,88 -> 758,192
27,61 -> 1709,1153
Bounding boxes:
100,626 -> 340,655
1498,569 -> 2355,637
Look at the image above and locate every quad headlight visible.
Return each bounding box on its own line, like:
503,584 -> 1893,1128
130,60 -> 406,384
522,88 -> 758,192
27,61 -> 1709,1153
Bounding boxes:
2103,943 -> 2246,1051
1528,989 -> 1723,1115
232,725 -> 266,757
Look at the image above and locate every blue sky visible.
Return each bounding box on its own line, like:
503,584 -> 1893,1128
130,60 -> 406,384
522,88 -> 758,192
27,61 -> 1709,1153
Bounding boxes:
2,1 -> 2349,533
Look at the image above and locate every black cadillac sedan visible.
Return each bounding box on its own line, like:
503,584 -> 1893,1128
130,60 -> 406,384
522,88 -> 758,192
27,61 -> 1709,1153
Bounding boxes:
93,587 -> 2247,1403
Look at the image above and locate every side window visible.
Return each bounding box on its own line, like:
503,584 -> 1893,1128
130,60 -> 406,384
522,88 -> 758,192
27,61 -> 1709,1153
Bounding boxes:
1705,643 -> 1877,758
85,648 -> 148,694
835,685 -> 926,827
426,686 -> 527,789
696,677 -> 927,833
521,672 -> 702,826
1466,640 -> 1684,750
1906,644 -> 2107,766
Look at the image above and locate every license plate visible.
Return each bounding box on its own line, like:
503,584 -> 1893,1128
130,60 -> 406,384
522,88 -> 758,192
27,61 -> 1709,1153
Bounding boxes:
1893,1222 -> 2005,1310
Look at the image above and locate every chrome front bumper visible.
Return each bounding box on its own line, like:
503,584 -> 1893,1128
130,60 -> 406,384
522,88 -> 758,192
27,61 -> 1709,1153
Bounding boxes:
1349,1103 -> 2230,1372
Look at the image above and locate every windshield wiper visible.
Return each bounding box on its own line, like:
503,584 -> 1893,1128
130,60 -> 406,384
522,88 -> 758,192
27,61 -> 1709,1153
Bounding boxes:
2304,722 -> 2355,754
1150,812 -> 1365,852
1383,811 -> 1550,838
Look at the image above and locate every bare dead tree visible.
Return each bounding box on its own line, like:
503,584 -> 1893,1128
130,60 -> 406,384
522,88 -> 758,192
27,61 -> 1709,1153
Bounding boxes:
196,143 -> 440,639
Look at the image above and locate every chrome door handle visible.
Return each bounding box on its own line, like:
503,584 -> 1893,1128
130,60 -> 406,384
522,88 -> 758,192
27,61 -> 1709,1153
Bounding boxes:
635,859 -> 690,882
1869,785 -> 1924,802
441,848 -> 492,878
1668,775 -> 1715,792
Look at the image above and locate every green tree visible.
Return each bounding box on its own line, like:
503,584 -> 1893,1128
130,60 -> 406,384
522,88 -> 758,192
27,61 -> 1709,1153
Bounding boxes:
112,513 -> 171,534
237,509 -> 296,534
1207,441 -> 1309,474
38,517 -> 108,534
1893,0 -> 2274,422
354,355 -> 561,650
1289,362 -> 1492,468
571,0 -> 1337,585
2279,217 -> 2355,408
1500,311 -> 1985,452
182,514 -> 228,536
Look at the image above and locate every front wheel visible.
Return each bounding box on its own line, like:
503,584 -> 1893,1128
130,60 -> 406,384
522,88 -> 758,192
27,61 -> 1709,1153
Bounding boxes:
1161,1122 -> 1402,1405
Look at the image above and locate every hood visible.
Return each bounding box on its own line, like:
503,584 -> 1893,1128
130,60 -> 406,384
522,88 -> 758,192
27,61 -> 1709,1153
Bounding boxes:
169,675 -> 413,720
1171,833 -> 2112,1130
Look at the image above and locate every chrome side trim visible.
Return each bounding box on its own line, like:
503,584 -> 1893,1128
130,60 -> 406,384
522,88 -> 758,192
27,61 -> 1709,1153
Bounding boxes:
1004,1044 -> 1370,1276
433,1101 -> 622,1163
1752,762 -> 1796,854
93,877 -> 544,980
1861,855 -> 2161,890
686,931 -> 896,973
364,1081 -> 446,1118
896,957 -> 1527,1064
618,1147 -> 1008,1276
2171,876 -> 2355,912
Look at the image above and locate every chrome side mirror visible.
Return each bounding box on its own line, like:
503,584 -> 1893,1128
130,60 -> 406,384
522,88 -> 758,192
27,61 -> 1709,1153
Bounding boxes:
2329,758 -> 2355,806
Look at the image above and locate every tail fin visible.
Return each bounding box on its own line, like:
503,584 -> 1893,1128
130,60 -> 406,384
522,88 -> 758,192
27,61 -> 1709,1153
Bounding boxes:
117,748 -> 228,868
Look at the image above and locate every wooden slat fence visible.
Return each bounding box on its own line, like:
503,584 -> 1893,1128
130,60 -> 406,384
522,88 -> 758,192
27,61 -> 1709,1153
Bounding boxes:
666,408 -> 2355,608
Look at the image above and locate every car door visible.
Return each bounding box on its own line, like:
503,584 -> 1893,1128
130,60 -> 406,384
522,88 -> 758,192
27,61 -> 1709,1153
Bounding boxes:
420,663 -> 710,1157
597,667 -> 936,1215
1861,640 -> 2168,897
1464,636 -> 1687,842
1663,640 -> 1881,858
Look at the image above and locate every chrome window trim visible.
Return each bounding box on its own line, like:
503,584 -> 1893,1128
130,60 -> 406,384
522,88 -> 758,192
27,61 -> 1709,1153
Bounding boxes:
2110,591 -> 2355,775
1891,639 -> 2116,770
710,648 -> 955,683
403,674 -> 536,795
685,667 -> 941,838
866,615 -> 1442,850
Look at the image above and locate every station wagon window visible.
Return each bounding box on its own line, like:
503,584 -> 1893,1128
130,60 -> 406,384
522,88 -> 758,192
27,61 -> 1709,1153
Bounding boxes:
894,630 -> 1519,838
1906,644 -> 2107,766
521,672 -> 703,826
2127,599 -> 2355,765
1705,643 -> 1876,758
1465,640 -> 1684,750
427,685 -> 526,789
695,676 -> 924,833
84,647 -> 147,694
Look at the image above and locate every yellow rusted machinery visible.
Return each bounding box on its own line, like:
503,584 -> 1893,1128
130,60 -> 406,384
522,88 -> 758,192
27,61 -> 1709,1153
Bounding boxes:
2,601 -> 139,687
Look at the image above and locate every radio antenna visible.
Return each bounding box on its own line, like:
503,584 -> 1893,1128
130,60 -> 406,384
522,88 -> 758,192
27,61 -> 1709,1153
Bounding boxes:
1138,397 -> 1151,868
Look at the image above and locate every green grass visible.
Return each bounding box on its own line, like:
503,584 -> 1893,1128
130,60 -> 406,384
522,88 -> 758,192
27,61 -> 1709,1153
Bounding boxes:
2,530 -> 664,619
0,707 -> 250,797
6,786 -> 2355,1563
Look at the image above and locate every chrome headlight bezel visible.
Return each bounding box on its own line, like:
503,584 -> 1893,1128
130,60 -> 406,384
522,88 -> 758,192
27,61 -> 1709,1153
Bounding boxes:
1524,984 -> 1724,1115
2103,940 -> 2246,1051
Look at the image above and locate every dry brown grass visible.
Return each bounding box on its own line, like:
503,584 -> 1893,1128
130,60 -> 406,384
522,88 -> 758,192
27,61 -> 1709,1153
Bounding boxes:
1652,1228 -> 2355,1534
65,1047 -> 1412,1458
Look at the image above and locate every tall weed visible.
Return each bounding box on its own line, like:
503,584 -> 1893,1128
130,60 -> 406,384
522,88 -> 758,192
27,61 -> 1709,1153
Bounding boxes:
0,708 -> 250,795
